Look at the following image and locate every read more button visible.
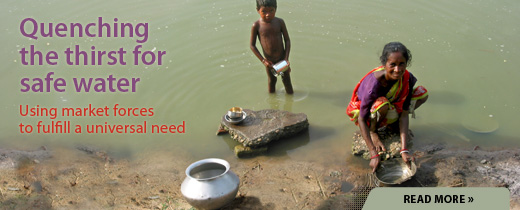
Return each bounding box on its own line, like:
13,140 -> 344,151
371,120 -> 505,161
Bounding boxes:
404,194 -> 473,204
364,187 -> 509,209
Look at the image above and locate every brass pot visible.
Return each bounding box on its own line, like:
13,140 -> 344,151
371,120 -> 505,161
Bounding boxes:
227,107 -> 243,119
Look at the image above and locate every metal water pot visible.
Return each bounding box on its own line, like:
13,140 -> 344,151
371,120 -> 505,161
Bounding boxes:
181,158 -> 240,210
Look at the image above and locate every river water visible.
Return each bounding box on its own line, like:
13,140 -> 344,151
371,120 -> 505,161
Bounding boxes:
1,0 -> 519,166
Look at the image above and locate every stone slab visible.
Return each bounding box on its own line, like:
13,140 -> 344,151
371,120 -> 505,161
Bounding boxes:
220,109 -> 309,148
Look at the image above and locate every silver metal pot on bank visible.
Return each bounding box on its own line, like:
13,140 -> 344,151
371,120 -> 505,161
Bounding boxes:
181,158 -> 239,210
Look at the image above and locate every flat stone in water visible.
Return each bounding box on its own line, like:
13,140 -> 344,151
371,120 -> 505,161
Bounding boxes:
221,109 -> 309,148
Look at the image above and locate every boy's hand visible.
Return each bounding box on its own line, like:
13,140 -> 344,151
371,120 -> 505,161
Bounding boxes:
262,59 -> 273,68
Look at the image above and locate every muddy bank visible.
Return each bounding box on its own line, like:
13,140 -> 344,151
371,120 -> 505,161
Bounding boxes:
0,145 -> 518,209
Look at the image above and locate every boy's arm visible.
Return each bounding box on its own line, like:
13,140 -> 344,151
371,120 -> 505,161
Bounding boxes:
250,21 -> 271,67
280,19 -> 291,61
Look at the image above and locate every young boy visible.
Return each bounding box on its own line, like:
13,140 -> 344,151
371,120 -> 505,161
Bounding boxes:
250,0 -> 294,94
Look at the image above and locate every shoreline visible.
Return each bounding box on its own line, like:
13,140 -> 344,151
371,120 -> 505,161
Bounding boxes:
1,144 -> 519,209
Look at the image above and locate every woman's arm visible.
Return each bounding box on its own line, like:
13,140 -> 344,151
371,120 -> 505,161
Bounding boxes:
399,110 -> 413,164
356,74 -> 388,172
358,115 -> 384,173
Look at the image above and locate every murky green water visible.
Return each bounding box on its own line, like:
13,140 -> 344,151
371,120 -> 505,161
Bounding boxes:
1,0 -> 519,164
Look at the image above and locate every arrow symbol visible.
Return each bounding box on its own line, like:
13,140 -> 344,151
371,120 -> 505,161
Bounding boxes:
469,197 -> 474,202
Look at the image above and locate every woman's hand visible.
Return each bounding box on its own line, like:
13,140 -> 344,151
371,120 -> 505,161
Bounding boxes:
401,151 -> 415,168
370,132 -> 386,153
358,116 -> 385,173
370,155 -> 381,173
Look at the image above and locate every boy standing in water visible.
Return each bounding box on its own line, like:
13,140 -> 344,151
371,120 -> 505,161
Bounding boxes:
250,0 -> 294,94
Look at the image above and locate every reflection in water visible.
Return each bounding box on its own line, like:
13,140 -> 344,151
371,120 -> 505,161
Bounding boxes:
281,86 -> 309,102
265,86 -> 309,112
266,94 -> 293,112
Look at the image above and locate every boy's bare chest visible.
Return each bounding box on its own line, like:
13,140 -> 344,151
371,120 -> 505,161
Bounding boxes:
258,22 -> 281,36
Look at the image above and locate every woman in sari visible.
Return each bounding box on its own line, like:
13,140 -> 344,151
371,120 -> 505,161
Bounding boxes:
347,42 -> 428,172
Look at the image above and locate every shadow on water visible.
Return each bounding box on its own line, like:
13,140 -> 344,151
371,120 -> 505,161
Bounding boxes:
218,129 -> 311,158
265,124 -> 338,157
425,90 -> 466,105
307,125 -> 337,142
266,129 -> 310,157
